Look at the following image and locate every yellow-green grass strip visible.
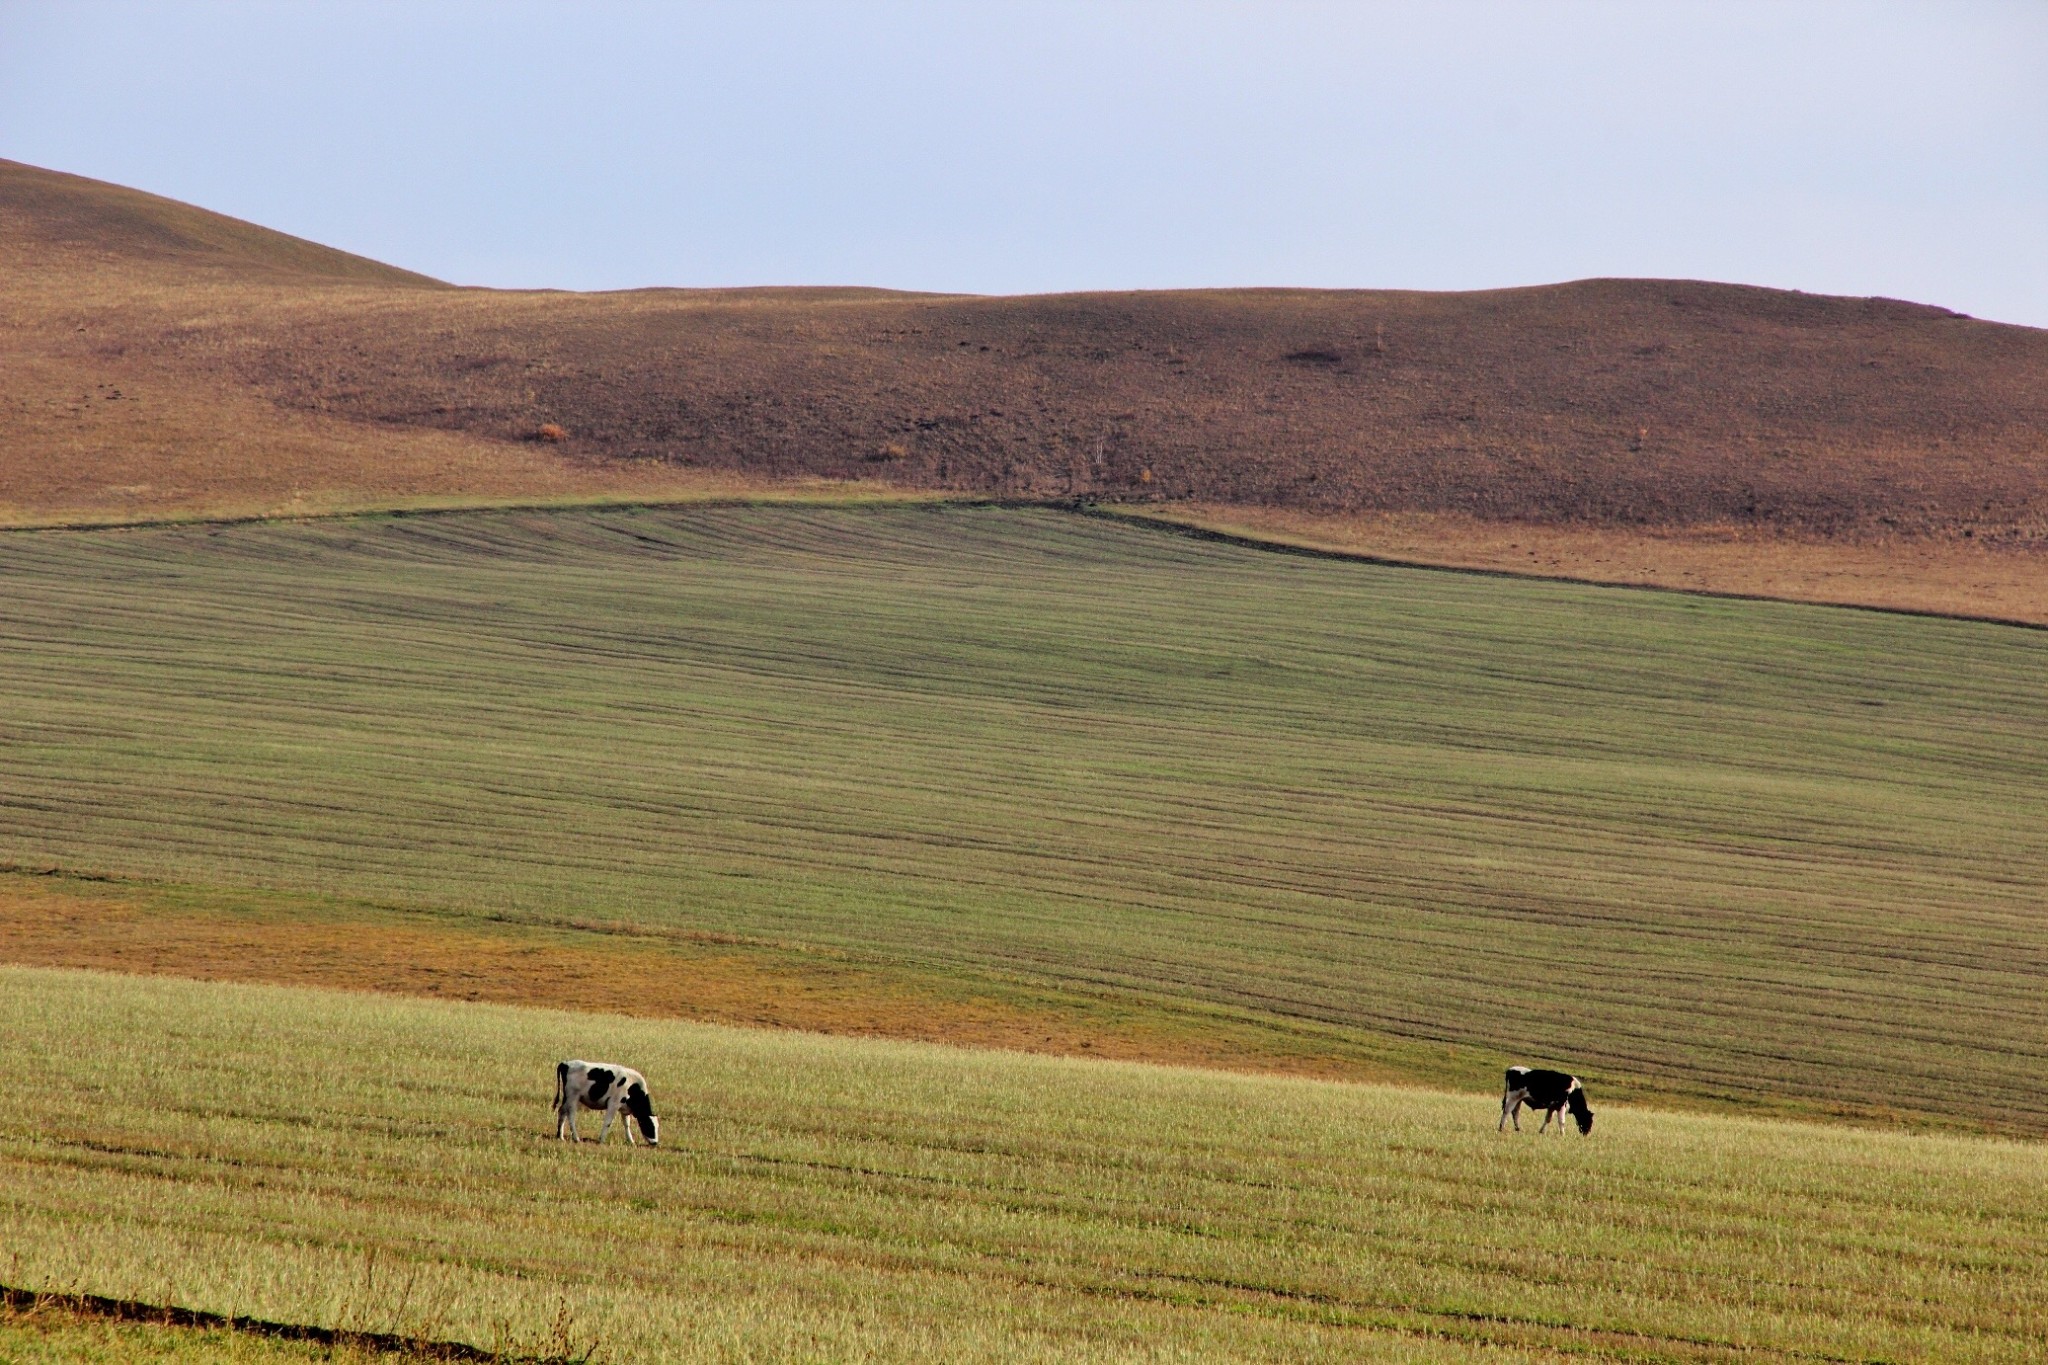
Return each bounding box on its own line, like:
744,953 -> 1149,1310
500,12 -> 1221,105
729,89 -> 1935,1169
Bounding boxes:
1,967 -> 2044,1363
0,479 -> 978,535
0,505 -> 2044,1127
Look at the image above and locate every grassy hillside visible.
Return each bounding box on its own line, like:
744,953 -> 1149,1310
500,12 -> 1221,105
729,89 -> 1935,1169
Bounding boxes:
5,157 -> 2046,624
2,967 -> 2043,1364
2,504 -> 2043,1128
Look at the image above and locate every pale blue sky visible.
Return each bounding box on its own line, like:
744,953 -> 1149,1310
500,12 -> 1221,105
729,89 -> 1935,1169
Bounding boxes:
3,1 -> 2044,325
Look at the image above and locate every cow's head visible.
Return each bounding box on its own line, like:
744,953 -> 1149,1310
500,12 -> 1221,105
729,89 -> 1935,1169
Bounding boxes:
625,1081 -> 660,1146
1567,1088 -> 1594,1135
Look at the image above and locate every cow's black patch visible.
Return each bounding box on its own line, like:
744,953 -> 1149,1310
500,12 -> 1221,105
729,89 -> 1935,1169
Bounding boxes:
583,1067 -> 615,1107
1509,1068 -> 1578,1108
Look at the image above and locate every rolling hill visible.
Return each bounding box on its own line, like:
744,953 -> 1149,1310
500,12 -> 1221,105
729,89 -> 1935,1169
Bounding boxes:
5,157 -> 2045,619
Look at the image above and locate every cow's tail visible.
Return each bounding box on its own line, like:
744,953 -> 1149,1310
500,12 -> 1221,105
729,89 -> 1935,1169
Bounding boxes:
554,1060 -> 569,1115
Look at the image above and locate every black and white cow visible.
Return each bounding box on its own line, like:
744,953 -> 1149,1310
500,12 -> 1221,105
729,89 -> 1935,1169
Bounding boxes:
554,1060 -> 660,1146
1498,1065 -> 1594,1135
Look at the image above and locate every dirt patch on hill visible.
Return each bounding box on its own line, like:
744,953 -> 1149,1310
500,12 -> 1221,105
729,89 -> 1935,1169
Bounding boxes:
0,343 -> 869,528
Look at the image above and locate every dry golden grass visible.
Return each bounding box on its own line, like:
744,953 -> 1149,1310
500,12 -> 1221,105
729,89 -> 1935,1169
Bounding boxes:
1138,504 -> 2048,625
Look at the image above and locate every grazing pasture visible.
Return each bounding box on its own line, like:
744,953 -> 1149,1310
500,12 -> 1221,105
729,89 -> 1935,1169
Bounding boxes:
0,505 -> 2044,1126
1,967 -> 2043,1364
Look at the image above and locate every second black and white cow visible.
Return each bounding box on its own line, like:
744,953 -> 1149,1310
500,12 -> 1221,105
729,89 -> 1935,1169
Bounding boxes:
555,1060 -> 660,1146
1498,1065 -> 1593,1135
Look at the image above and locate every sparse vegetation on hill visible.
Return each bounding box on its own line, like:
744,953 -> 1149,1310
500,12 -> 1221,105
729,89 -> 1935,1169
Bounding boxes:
238,274 -> 2046,546
4,158 -> 2044,618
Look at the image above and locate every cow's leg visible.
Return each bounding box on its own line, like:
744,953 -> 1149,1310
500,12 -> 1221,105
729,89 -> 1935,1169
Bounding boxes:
1509,1096 -> 1524,1131
1538,1105 -> 1553,1133
1499,1092 -> 1511,1132
598,1103 -> 617,1144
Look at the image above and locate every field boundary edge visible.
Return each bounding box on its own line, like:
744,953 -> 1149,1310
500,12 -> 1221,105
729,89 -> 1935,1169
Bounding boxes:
0,1283 -> 578,1363
1071,502 -> 2048,633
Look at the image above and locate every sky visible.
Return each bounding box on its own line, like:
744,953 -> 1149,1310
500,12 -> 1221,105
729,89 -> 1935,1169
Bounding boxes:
3,1 -> 2044,326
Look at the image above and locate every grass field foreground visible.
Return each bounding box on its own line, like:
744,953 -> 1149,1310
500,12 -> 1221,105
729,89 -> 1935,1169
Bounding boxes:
1,967 -> 2044,1363
1,505 -> 2045,1128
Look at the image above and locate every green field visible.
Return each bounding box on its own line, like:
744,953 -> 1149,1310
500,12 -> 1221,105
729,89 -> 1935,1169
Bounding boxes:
1,504 -> 2045,1128
2,966 -> 2043,1363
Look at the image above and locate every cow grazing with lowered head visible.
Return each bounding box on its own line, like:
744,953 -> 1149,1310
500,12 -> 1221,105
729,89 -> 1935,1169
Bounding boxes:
555,1060 -> 660,1146
1499,1065 -> 1593,1135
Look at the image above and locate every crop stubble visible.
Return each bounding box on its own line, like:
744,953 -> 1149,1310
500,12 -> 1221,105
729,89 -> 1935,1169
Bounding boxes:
0,967 -> 2043,1364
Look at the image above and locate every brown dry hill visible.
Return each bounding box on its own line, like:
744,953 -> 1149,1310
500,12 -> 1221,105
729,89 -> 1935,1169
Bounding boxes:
7,158 -> 2046,617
